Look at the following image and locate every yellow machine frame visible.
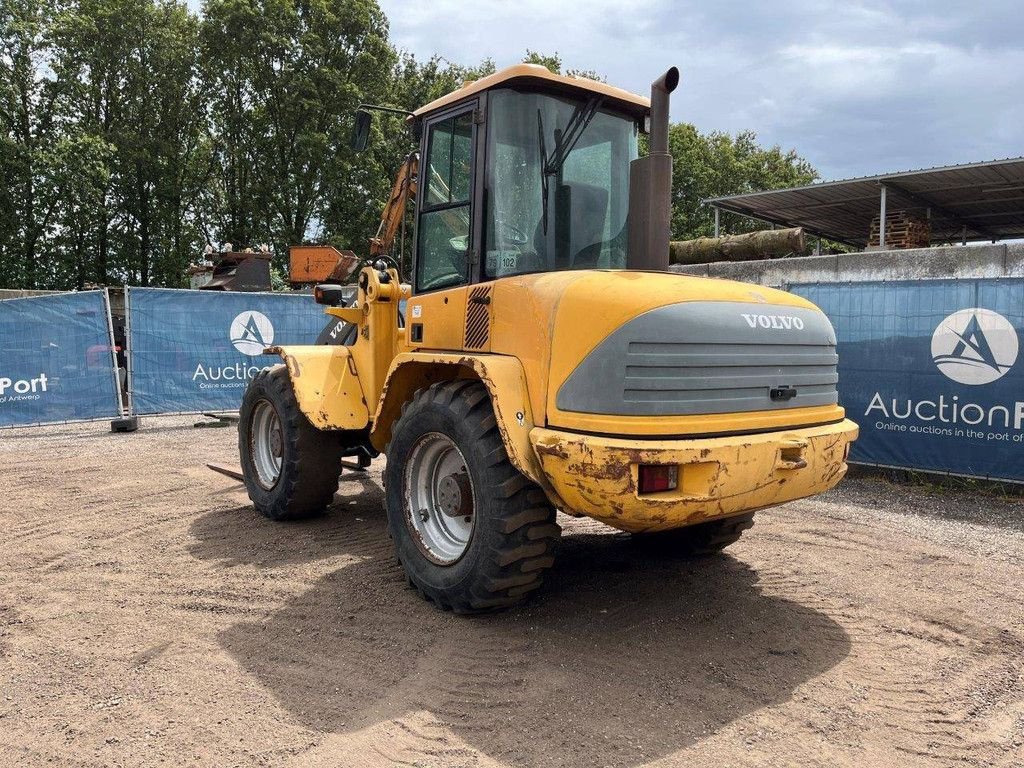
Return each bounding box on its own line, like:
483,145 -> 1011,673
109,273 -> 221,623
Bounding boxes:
267,262 -> 857,534
259,62 -> 856,536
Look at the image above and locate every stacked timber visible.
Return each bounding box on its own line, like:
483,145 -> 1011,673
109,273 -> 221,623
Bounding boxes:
869,211 -> 929,249
669,227 -> 806,265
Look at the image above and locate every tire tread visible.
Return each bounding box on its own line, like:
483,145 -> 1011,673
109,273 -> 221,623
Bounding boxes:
239,366 -> 343,521
385,380 -> 560,613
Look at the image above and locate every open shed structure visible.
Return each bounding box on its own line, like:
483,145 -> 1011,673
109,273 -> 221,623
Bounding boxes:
705,156 -> 1024,249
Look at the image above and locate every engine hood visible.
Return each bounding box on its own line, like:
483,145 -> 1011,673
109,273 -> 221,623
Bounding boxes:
488,270 -> 844,437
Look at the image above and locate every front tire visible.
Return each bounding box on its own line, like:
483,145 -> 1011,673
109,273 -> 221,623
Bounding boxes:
239,366 -> 344,521
384,380 -> 560,613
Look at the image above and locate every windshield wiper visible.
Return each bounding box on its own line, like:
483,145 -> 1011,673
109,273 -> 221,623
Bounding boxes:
537,111 -> 550,236
543,96 -> 602,177
538,96 -> 604,235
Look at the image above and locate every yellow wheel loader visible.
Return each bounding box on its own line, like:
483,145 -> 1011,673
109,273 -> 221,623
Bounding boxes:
237,64 -> 858,613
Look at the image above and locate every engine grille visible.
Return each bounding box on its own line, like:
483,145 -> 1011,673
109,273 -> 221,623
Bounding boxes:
557,301 -> 839,417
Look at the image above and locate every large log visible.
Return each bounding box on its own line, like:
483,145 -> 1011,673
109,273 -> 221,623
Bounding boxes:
669,227 -> 806,265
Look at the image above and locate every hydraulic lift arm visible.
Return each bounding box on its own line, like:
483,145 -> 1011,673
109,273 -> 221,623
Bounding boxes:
370,152 -> 419,257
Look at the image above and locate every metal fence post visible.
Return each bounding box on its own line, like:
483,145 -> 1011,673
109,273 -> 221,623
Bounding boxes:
879,185 -> 887,248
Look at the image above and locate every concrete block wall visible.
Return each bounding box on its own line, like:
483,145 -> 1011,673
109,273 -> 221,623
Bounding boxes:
0,289 -> 62,300
669,242 -> 1024,287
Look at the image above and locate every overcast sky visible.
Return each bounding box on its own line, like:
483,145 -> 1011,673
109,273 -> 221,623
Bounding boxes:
376,0 -> 1023,180
183,0 -> 1023,181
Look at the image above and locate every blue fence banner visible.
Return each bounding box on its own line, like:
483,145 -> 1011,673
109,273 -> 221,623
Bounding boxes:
127,288 -> 328,414
0,291 -> 121,427
791,279 -> 1024,482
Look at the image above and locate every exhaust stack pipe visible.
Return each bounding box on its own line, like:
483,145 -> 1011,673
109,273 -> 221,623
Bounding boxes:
627,67 -> 679,271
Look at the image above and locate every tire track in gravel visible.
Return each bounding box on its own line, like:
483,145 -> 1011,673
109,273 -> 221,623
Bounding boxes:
208,506 -> 854,768
3,419 -> 1024,767
749,504 -> 1024,767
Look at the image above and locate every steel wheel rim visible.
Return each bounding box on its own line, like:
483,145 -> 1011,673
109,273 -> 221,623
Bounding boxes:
251,399 -> 284,490
404,432 -> 475,565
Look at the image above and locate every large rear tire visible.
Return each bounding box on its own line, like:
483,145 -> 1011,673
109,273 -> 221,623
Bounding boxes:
239,366 -> 344,521
384,380 -> 561,613
632,513 -> 755,556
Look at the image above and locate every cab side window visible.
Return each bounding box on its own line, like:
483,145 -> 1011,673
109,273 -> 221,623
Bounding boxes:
417,110 -> 474,291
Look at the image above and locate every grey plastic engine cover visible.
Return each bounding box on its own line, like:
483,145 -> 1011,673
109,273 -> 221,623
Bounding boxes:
556,300 -> 839,417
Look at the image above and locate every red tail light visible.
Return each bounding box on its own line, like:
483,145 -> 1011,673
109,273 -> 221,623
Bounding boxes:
638,464 -> 679,494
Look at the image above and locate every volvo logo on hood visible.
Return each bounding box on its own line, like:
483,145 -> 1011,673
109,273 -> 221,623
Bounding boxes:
741,313 -> 806,330
230,311 -> 274,356
931,308 -> 1018,385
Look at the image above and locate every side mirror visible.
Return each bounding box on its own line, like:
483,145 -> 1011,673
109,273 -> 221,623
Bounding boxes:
351,109 -> 372,152
314,284 -> 348,307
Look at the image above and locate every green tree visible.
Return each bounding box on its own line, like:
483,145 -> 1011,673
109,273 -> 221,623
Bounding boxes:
201,0 -> 395,270
48,0 -> 139,285
122,0 -> 207,287
523,49 -> 603,81
0,0 -> 61,289
44,0 -> 207,287
0,10 -> 824,291
391,52 -> 494,111
668,124 -> 817,241
44,132 -> 114,288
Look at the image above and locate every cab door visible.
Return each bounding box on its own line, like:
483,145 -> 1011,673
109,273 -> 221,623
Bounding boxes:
407,100 -> 490,352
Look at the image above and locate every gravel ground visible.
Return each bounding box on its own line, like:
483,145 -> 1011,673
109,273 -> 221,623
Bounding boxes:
1,416 -> 1023,767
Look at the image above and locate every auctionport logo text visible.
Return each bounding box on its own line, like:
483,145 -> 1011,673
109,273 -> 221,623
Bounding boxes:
865,306 -> 1023,443
0,372 -> 49,401
192,310 -> 275,387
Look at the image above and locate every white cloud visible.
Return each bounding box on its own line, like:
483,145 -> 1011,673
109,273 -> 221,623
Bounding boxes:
189,0 -> 1023,179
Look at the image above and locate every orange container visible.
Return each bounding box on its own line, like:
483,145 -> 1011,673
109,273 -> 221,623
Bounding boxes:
289,245 -> 352,284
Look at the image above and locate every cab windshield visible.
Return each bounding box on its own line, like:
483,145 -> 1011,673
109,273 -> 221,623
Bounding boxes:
485,89 -> 638,279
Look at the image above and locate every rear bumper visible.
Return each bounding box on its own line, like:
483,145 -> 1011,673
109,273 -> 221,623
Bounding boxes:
530,419 -> 858,533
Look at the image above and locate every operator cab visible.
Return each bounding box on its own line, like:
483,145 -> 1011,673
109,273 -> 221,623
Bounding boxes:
409,64 -> 650,294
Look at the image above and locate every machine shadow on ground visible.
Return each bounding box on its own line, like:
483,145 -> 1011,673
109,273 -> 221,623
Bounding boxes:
188,475 -> 852,767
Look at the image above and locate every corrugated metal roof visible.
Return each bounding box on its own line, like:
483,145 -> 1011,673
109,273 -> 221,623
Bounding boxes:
705,156 -> 1024,246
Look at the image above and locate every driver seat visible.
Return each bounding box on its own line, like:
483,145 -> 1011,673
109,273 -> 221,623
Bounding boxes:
530,182 -> 609,269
